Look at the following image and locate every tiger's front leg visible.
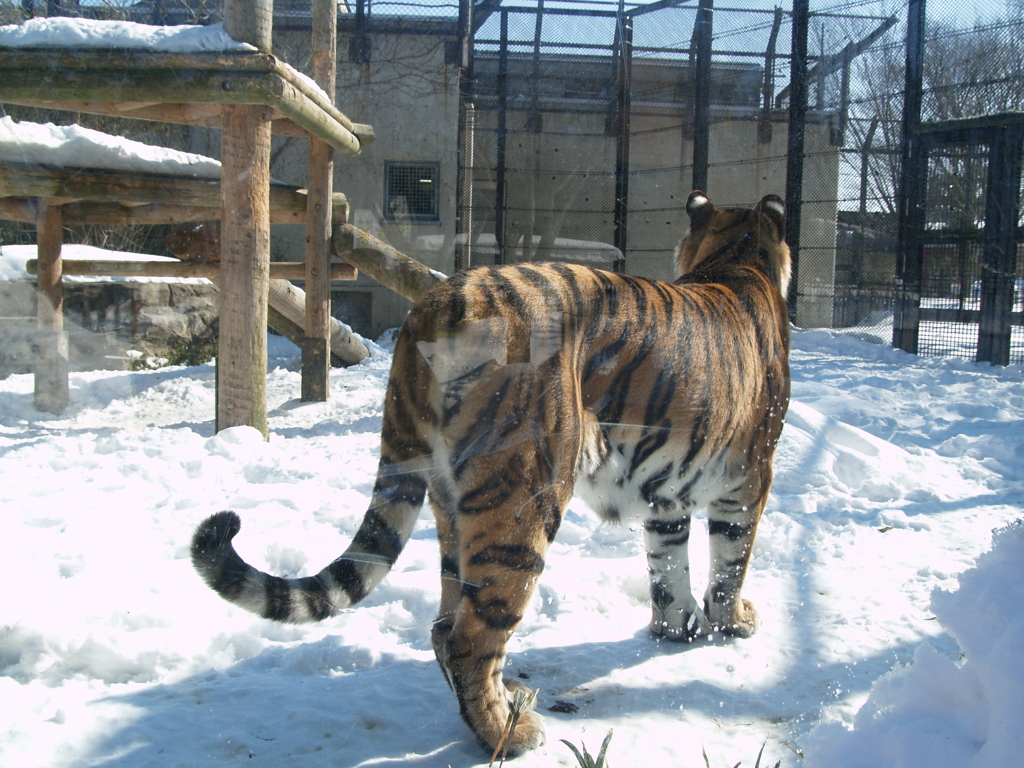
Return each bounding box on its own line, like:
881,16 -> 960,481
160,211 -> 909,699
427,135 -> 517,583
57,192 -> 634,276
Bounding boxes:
644,513 -> 709,641
703,486 -> 769,637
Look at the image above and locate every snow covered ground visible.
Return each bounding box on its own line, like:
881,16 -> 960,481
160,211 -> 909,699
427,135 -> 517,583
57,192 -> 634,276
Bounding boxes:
1,313 -> 1021,768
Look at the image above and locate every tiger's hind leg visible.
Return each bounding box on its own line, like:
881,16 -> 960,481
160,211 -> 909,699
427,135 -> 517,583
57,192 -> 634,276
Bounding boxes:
703,475 -> 770,637
434,573 -> 547,757
428,483 -> 463,691
431,505 -> 555,756
430,435 -> 576,756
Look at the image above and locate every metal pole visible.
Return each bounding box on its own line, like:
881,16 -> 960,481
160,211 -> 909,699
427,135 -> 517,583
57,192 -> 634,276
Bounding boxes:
692,0 -> 713,194
455,0 -> 475,271
612,9 -> 633,272
859,117 -> 878,214
758,7 -> 783,144
892,0 -> 926,353
785,0 -> 809,320
494,11 -> 509,265
528,0 -> 544,134
977,127 -> 1022,365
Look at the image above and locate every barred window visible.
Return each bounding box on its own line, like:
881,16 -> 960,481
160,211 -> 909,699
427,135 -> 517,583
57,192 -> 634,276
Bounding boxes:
384,162 -> 440,223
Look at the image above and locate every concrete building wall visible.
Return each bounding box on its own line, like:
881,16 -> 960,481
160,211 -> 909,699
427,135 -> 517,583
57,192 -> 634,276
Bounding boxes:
204,22 -> 841,338
627,117 -> 840,330
268,22 -> 461,339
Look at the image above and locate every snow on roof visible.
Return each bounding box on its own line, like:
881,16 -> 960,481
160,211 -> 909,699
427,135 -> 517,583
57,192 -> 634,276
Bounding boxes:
0,116 -> 222,178
0,17 -> 256,53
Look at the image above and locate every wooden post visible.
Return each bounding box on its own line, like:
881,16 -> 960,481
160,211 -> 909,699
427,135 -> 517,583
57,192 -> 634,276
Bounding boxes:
302,0 -> 338,401
33,199 -> 69,414
218,0 -> 273,436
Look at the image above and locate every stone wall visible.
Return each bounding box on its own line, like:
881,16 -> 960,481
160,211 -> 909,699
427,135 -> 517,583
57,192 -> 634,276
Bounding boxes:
0,280 -> 219,378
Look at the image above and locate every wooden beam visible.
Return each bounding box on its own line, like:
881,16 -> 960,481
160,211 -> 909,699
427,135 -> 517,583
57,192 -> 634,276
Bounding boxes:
269,278 -> 368,367
218,278 -> 368,367
1,97 -> 309,134
0,161 -> 312,212
0,196 -> 37,223
0,193 -> 347,226
215,0 -> 273,436
25,260 -> 357,280
333,223 -> 444,303
33,200 -> 69,414
34,201 -> 63,333
217,102 -> 272,433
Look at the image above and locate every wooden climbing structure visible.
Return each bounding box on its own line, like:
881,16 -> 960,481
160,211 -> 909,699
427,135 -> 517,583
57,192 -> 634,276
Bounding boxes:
0,0 -> 371,434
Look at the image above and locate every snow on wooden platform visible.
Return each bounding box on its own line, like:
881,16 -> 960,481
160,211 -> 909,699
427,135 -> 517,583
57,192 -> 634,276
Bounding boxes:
0,17 -> 374,155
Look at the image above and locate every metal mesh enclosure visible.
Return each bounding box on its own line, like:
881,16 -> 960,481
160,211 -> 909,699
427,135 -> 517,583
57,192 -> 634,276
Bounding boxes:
459,0 -> 1024,364
459,0 -> 914,335
803,1 -> 903,338
10,0 -> 1024,364
893,0 -> 1024,365
469,7 -> 622,269
626,3 -> 787,279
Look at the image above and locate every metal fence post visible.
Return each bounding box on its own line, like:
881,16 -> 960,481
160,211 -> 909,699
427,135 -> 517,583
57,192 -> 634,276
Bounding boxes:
785,0 -> 809,321
892,0 -> 926,354
692,0 -> 712,194
613,8 -> 633,272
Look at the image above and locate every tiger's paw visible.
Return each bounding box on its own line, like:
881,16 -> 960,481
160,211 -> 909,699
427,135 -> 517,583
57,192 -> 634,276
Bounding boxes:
707,598 -> 759,638
650,605 -> 710,642
476,708 -> 546,759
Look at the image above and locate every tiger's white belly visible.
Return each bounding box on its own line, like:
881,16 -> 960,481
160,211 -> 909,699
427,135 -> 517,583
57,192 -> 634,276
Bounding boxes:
574,423 -> 732,524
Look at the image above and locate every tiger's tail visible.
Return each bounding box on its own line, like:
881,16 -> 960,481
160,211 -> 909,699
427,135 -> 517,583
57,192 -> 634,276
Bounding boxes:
191,473 -> 426,624
191,456 -> 428,623
191,334 -> 436,622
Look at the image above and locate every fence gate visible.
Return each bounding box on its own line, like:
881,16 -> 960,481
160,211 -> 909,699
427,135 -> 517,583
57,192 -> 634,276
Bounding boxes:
894,114 -> 1024,365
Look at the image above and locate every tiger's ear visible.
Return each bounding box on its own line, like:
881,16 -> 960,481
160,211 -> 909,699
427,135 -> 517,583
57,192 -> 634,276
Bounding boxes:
754,194 -> 786,240
685,190 -> 715,230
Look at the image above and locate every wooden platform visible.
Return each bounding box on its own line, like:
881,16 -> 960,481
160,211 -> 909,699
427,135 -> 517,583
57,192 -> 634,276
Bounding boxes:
24,259 -> 356,281
1,2 -> 372,424
0,160 -> 350,227
0,48 -> 374,156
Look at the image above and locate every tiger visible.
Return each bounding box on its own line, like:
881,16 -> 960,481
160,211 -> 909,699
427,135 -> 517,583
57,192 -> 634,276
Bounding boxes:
191,191 -> 792,757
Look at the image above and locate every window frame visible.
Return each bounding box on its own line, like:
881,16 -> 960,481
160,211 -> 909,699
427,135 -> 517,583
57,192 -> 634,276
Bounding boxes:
382,161 -> 441,224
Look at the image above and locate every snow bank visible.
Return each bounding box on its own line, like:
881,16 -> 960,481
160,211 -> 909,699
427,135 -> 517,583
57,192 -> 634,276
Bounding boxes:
0,18 -> 255,52
0,117 -> 222,178
803,521 -> 1024,768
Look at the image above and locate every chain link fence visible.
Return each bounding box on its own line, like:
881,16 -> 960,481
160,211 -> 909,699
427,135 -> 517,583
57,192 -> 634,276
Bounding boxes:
4,0 -> 1023,362
905,0 -> 1024,364
461,1 -> 908,333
